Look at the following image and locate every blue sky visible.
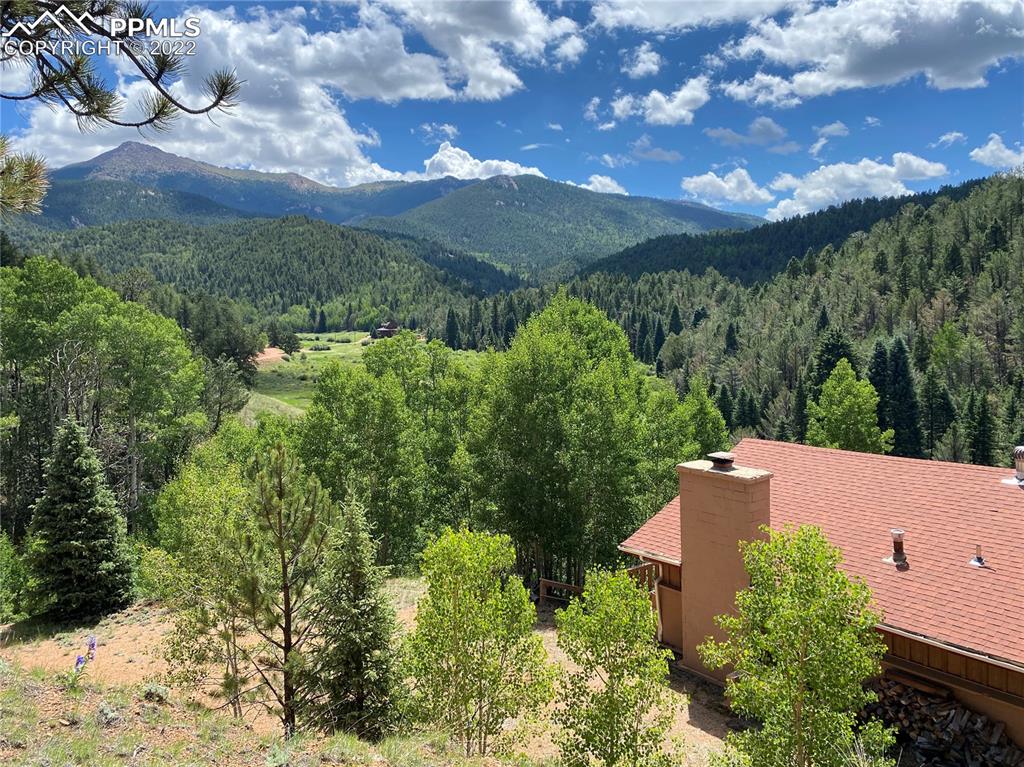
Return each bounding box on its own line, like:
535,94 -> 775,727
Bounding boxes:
3,1 -> 1023,220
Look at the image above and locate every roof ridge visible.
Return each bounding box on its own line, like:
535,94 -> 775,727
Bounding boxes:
735,437 -> 1013,475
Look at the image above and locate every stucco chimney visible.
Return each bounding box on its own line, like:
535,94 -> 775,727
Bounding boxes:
1015,446 -> 1024,482
677,453 -> 772,682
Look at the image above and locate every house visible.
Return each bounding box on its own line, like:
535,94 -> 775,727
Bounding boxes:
376,320 -> 399,338
621,438 -> 1024,743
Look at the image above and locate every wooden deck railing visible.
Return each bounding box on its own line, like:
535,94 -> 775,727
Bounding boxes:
538,562 -> 657,608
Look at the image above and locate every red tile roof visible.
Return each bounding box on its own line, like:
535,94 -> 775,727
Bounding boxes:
621,438 -> 1024,668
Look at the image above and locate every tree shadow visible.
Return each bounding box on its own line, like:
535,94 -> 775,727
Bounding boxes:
0,612 -> 105,649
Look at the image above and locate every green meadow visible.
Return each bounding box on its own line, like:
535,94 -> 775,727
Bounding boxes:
250,332 -> 483,416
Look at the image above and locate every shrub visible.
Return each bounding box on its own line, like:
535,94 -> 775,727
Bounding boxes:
403,529 -> 552,756
555,568 -> 677,767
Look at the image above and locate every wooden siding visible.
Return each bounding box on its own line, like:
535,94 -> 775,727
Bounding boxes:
880,629 -> 1024,700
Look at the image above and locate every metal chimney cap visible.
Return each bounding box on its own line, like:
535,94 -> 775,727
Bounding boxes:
708,451 -> 736,469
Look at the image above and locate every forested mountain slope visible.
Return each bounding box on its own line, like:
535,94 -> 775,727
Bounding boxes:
446,174 -> 1023,463
32,179 -> 251,229
9,217 -> 492,333
54,142 -> 474,224
360,174 -> 762,277
585,179 -> 984,283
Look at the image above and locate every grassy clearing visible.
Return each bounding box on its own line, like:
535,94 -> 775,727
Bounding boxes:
253,332 -> 368,410
251,333 -> 483,416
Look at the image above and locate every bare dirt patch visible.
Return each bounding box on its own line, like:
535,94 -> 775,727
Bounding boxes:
255,346 -> 286,365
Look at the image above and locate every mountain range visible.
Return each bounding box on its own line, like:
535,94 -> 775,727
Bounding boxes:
41,142 -> 761,276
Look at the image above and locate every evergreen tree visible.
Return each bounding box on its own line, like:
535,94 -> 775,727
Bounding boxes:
911,328 -> 931,371
919,367 -> 956,457
640,334 -> 654,365
635,313 -> 650,358
815,304 -> 830,333
445,306 -> 462,350
944,243 -> 963,277
793,378 -> 809,443
867,341 -> 890,431
717,384 -> 735,432
1004,375 -> 1024,452
652,319 -> 666,360
872,249 -> 888,274
306,496 -> 399,741
691,305 -> 708,328
887,338 -> 924,457
811,327 -> 856,394
316,308 -> 327,334
724,322 -> 739,355
668,304 -> 683,335
966,390 -> 996,466
29,418 -> 132,618
934,419 -> 970,463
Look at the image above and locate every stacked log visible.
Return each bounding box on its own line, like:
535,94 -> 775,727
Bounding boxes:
864,676 -> 1023,766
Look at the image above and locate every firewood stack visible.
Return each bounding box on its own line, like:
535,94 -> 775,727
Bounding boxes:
864,677 -> 1023,766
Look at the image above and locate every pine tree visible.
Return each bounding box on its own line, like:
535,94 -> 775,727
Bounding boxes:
717,385 -> 735,432
306,496 -> 399,740
445,306 -> 462,350
966,390 -> 996,466
635,313 -> 650,358
641,334 -> 655,365
691,305 -> 708,328
793,378 -> 809,444
867,340 -> 891,431
919,367 -> 956,457
668,304 -> 683,335
912,328 -> 931,371
944,243 -> 963,277
316,308 -> 327,334
725,322 -> 739,355
653,319 -> 666,360
811,327 -> 855,394
887,338 -> 924,457
29,419 -> 133,618
1004,375 -> 1024,452
815,305 -> 830,333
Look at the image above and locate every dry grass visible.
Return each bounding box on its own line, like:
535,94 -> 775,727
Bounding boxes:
0,580 -> 729,765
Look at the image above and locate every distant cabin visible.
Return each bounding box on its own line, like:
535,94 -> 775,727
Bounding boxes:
376,320 -> 400,338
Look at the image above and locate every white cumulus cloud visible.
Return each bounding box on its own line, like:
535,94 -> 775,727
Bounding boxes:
681,168 -> 775,205
571,174 -> 628,194
592,0 -> 796,31
409,141 -> 545,181
723,0 -> 1024,108
641,76 -> 711,126
765,152 -> 948,220
968,133 -> 1024,167
622,41 -> 663,78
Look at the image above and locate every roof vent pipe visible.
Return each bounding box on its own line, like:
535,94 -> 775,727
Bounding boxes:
969,545 -> 986,568
890,529 -> 906,564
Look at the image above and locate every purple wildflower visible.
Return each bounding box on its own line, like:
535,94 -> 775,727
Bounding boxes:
87,635 -> 97,660
75,655 -> 86,672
